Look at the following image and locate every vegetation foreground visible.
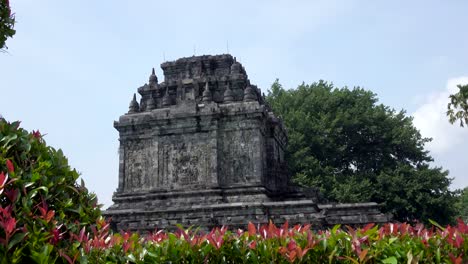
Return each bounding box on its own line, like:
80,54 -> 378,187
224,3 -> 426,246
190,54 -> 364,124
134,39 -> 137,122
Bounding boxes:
1,116 -> 467,263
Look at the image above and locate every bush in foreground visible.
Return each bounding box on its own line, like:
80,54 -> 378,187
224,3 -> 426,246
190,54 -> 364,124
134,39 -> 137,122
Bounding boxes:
0,118 -> 100,263
38,219 -> 468,263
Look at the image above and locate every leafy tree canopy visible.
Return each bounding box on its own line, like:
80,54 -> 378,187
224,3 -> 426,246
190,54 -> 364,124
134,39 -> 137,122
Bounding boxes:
0,0 -> 15,50
447,84 -> 468,127
266,80 -> 459,224
456,187 -> 468,223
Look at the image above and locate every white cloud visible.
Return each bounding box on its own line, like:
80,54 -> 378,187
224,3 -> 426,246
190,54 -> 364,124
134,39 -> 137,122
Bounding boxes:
412,76 -> 468,154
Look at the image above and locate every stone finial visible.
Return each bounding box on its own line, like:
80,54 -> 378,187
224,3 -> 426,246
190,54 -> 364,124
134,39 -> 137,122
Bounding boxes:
202,82 -> 212,103
162,88 -> 171,107
223,83 -> 234,103
146,93 -> 156,110
149,68 -> 158,86
243,86 -> 257,102
230,59 -> 242,74
128,93 -> 140,113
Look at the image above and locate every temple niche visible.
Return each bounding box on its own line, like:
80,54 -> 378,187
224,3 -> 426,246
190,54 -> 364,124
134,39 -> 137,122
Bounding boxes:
104,54 -> 388,231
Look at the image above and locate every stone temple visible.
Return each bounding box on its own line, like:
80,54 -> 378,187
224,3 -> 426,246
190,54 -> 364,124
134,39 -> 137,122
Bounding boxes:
104,54 -> 388,231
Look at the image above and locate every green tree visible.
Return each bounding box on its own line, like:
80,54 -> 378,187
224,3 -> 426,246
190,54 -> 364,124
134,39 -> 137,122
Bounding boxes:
0,0 -> 15,50
267,80 -> 459,224
447,84 -> 468,127
456,187 -> 468,222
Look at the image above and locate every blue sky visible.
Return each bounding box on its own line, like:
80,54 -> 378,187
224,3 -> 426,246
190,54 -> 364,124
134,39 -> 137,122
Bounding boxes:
1,1 -> 467,208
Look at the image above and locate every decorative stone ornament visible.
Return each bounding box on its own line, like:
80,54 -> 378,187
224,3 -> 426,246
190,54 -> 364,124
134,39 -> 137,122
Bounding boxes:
146,94 -> 156,110
128,93 -> 140,114
149,68 -> 158,86
223,83 -> 234,103
243,86 -> 257,102
162,88 -> 171,107
202,82 -> 212,103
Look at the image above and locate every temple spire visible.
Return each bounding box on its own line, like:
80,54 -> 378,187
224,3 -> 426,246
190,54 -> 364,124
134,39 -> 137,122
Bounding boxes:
128,93 -> 140,114
149,68 -> 158,86
223,83 -> 234,103
243,86 -> 257,102
202,82 -> 212,103
146,92 -> 156,110
162,88 -> 171,107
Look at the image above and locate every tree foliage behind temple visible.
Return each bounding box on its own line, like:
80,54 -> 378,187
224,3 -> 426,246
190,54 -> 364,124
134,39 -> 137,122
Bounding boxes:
266,80 -> 459,224
447,84 -> 468,127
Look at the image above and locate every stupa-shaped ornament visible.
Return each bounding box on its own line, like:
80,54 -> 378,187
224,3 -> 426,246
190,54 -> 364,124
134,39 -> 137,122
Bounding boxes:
162,88 -> 171,107
243,86 -> 257,102
146,93 -> 156,110
230,58 -> 242,74
223,83 -> 234,103
202,82 -> 212,103
149,68 -> 158,87
128,93 -> 140,114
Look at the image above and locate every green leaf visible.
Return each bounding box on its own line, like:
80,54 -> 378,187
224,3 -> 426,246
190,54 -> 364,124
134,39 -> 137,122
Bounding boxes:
7,232 -> 28,250
31,172 -> 41,182
428,219 -> 445,230
388,237 -> 398,244
382,256 -> 397,264
126,254 -> 136,262
1,133 -> 17,148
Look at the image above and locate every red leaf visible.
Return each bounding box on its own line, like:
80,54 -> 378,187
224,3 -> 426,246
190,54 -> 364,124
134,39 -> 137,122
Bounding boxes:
32,130 -> 41,139
287,239 -> 297,251
302,224 -> 311,233
59,250 -> 75,264
220,225 -> 228,236
248,222 -> 256,236
46,210 -> 55,223
123,241 -> 131,253
177,226 -> 189,241
299,247 -> 310,258
361,223 -> 375,233
4,217 -> 17,235
260,226 -> 268,239
278,247 -> 287,255
280,221 -> 289,238
6,160 -> 14,173
454,232 -> 464,249
0,172 -> 7,188
268,220 -> 278,238
448,253 -> 462,264
456,218 -> 467,234
79,227 -> 87,243
359,248 -> 369,262
248,240 -> 256,249
4,188 -> 18,202
288,250 -> 297,263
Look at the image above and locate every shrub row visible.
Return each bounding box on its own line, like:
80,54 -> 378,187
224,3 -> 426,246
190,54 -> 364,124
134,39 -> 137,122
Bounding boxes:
57,219 -> 468,264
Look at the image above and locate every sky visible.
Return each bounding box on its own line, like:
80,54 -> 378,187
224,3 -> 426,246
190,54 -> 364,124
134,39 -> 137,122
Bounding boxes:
1,0 -> 467,208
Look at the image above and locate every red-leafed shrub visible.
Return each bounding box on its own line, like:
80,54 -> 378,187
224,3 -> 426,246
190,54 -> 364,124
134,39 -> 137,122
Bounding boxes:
0,118 -> 100,263
57,219 -> 468,263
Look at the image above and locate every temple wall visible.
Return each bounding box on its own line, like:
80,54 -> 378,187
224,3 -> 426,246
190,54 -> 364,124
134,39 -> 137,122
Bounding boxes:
121,131 -> 218,192
218,128 -> 263,187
